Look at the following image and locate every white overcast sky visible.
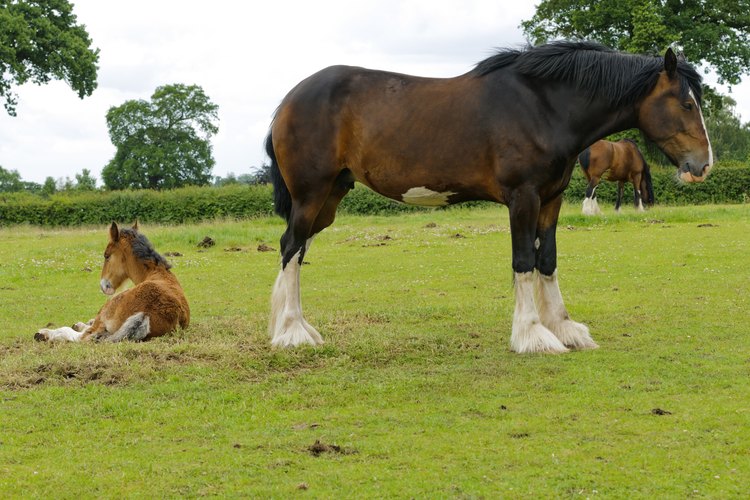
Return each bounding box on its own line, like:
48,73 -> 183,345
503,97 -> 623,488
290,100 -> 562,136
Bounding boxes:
1,0 -> 748,184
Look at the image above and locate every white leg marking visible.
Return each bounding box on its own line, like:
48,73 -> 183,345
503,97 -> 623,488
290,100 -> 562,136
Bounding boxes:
582,197 -> 602,216
269,240 -> 323,348
35,326 -> 85,342
534,270 -> 598,350
636,197 -> 645,212
510,272 -> 568,354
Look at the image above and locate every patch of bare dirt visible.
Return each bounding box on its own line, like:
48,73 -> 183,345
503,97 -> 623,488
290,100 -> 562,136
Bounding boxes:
307,439 -> 357,457
224,246 -> 244,252
651,408 -> 672,416
164,251 -> 183,257
257,244 -> 275,252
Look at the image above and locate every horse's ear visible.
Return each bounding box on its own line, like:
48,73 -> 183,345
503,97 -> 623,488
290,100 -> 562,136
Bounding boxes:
132,220 -> 139,232
109,222 -> 120,242
664,48 -> 677,78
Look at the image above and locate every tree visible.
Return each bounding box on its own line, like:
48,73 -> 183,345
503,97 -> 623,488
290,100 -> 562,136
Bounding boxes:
0,165 -> 24,192
704,97 -> 750,161
521,0 -> 750,86
0,0 -> 99,116
102,84 -> 219,190
41,176 -> 56,196
74,168 -> 96,190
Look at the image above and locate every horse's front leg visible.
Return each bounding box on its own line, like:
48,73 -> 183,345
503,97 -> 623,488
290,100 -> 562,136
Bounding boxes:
34,318 -> 94,342
508,190 -> 568,353
534,196 -> 598,350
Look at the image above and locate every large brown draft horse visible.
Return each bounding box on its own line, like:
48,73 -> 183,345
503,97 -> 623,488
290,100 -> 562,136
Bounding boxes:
266,41 -> 712,353
35,222 -> 190,342
578,138 -> 655,215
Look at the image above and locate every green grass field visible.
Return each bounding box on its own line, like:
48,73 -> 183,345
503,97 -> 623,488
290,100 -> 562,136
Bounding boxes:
1,203 -> 749,497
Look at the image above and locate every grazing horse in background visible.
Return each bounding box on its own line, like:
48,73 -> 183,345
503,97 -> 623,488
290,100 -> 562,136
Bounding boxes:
35,222 -> 190,342
578,139 -> 655,215
266,41 -> 712,353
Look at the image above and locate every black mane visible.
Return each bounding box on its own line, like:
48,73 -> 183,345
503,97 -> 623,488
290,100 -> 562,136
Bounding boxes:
121,228 -> 172,270
473,40 -> 703,107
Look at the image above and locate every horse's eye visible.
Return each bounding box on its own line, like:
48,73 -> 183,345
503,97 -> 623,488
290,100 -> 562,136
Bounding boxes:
104,254 -> 110,261
682,101 -> 693,111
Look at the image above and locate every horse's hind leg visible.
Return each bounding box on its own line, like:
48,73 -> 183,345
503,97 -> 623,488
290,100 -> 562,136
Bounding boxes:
615,181 -> 624,213
632,175 -> 645,211
582,178 -> 602,215
270,178 -> 350,348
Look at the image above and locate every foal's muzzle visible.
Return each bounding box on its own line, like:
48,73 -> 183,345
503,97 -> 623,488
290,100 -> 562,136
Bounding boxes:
100,279 -> 115,295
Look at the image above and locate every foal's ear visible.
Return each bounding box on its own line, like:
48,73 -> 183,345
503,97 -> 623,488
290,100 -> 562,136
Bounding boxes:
132,220 -> 139,232
109,222 -> 120,242
664,48 -> 677,78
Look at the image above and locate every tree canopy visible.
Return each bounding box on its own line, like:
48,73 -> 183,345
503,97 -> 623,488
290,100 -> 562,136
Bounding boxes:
0,0 -> 99,116
521,0 -> 750,86
102,84 -> 219,190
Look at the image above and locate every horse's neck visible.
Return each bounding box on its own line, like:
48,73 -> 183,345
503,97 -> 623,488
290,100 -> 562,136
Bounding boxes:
571,100 -> 637,154
127,260 -> 173,285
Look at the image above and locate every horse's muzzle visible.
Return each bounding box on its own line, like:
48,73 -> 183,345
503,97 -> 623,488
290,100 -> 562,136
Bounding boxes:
100,279 -> 115,295
679,162 -> 711,183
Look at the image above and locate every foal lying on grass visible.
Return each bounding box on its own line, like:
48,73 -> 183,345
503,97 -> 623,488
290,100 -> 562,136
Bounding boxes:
35,222 -> 190,342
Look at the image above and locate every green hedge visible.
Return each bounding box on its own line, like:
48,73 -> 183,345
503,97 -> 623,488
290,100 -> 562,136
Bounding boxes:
1,162 -> 748,226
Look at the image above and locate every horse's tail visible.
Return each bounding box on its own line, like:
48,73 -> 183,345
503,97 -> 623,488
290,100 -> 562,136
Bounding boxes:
638,150 -> 655,206
578,147 -> 591,172
266,131 -> 292,222
106,312 -> 150,342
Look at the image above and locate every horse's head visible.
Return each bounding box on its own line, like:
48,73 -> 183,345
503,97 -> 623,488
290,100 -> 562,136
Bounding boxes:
100,221 -> 137,295
637,49 -> 713,182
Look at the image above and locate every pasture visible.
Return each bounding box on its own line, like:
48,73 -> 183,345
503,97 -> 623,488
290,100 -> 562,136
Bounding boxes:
1,203 -> 749,497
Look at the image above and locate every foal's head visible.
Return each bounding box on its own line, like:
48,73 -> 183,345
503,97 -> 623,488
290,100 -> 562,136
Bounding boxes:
100,222 -> 170,295
637,49 -> 713,182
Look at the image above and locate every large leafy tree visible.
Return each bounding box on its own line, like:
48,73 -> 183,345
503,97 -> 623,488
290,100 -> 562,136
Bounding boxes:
521,0 -> 750,86
102,84 -> 219,190
0,0 -> 99,116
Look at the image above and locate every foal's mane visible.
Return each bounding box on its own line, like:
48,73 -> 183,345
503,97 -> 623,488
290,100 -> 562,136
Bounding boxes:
473,41 -> 703,107
121,228 -> 172,270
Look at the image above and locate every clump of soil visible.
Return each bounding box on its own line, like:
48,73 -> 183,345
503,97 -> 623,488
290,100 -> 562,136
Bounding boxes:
257,244 -> 275,252
651,408 -> 672,416
197,236 -> 215,248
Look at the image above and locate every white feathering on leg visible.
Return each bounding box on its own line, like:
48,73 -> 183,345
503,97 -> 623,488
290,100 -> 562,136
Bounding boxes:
269,241 -> 323,348
534,270 -> 598,350
510,272 -> 568,354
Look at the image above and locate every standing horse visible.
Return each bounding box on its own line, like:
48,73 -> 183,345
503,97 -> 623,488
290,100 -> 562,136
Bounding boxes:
579,139 -> 654,215
35,222 -> 190,342
266,41 -> 712,353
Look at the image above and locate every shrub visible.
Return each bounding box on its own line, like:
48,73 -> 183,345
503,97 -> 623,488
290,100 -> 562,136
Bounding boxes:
0,161 -> 747,226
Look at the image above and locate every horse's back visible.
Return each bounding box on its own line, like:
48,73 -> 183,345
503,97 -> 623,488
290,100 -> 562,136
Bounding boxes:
271,65 -> 506,204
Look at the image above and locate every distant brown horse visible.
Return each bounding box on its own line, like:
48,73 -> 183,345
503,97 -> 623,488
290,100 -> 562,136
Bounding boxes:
35,222 -> 190,342
578,139 -> 655,215
266,41 -> 712,353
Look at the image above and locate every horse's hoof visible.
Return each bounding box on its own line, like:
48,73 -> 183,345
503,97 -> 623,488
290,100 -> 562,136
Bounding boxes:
34,331 -> 49,342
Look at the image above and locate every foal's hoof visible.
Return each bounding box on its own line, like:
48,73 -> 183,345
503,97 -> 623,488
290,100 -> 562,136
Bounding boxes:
34,330 -> 50,342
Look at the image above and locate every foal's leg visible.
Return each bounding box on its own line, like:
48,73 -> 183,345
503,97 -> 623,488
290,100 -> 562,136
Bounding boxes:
508,190 -> 567,353
534,196 -> 598,350
582,179 -> 602,216
35,326 -> 87,342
